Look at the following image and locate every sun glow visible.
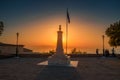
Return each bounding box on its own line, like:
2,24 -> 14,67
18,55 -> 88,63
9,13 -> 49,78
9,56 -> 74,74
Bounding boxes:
1,15 -> 110,53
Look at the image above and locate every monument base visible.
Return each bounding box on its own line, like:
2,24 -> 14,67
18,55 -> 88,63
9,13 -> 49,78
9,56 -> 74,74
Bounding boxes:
48,54 -> 70,66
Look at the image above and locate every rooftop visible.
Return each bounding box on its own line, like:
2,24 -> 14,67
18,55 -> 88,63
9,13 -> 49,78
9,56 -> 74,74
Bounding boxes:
0,42 -> 24,47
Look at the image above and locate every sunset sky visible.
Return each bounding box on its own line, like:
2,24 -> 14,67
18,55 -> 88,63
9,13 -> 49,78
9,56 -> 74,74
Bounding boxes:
0,0 -> 120,53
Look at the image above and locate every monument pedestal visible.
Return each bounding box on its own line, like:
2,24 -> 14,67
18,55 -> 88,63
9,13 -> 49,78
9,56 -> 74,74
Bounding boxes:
48,25 -> 70,66
48,53 -> 70,65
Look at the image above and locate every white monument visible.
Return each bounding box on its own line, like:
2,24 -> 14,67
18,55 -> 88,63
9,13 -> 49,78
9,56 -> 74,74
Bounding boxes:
48,25 -> 70,66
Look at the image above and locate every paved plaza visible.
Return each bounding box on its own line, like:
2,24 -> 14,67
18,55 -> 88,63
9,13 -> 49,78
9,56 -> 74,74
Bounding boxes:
0,57 -> 120,80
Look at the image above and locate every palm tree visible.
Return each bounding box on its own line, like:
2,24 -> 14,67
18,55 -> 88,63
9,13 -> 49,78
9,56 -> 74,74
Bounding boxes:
0,21 -> 4,36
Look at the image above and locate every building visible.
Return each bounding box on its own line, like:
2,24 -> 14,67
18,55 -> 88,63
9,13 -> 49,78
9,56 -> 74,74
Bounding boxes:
23,48 -> 33,52
0,42 -> 32,55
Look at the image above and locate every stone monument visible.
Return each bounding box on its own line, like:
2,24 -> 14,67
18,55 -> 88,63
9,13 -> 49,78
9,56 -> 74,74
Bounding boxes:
48,25 -> 70,66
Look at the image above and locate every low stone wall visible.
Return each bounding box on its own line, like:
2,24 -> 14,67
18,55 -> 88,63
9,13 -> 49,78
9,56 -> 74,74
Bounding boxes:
0,53 -> 120,59
18,54 -> 51,58
0,54 -> 14,59
68,54 -> 102,58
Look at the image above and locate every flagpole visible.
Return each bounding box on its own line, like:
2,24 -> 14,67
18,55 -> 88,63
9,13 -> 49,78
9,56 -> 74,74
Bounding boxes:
66,16 -> 68,54
66,8 -> 70,54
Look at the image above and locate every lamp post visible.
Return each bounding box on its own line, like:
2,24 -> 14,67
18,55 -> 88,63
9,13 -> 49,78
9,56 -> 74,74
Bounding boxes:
16,32 -> 19,57
102,35 -> 105,56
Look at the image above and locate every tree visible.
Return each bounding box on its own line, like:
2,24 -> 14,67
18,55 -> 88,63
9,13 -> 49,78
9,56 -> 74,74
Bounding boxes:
71,48 -> 76,54
105,20 -> 120,47
49,49 -> 55,54
0,21 -> 4,36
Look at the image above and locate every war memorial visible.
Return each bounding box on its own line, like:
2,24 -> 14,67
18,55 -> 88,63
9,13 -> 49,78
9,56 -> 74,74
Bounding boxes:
0,25 -> 120,80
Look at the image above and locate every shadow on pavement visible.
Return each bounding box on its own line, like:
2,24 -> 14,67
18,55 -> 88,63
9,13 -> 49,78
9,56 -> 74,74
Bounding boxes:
36,66 -> 81,80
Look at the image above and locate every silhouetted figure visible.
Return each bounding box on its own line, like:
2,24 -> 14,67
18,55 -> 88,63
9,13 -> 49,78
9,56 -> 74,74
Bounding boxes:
105,49 -> 109,57
112,48 -> 116,57
96,48 -> 99,55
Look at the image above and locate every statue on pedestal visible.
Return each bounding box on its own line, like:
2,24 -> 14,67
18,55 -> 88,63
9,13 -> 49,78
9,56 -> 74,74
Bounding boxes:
48,25 -> 70,66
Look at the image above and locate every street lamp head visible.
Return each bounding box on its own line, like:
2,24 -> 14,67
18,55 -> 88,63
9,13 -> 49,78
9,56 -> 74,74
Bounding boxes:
102,35 -> 105,38
16,32 -> 19,36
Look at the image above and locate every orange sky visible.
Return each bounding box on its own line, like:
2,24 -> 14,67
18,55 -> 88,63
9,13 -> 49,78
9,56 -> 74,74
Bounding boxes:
1,15 -> 113,53
1,0 -> 120,54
